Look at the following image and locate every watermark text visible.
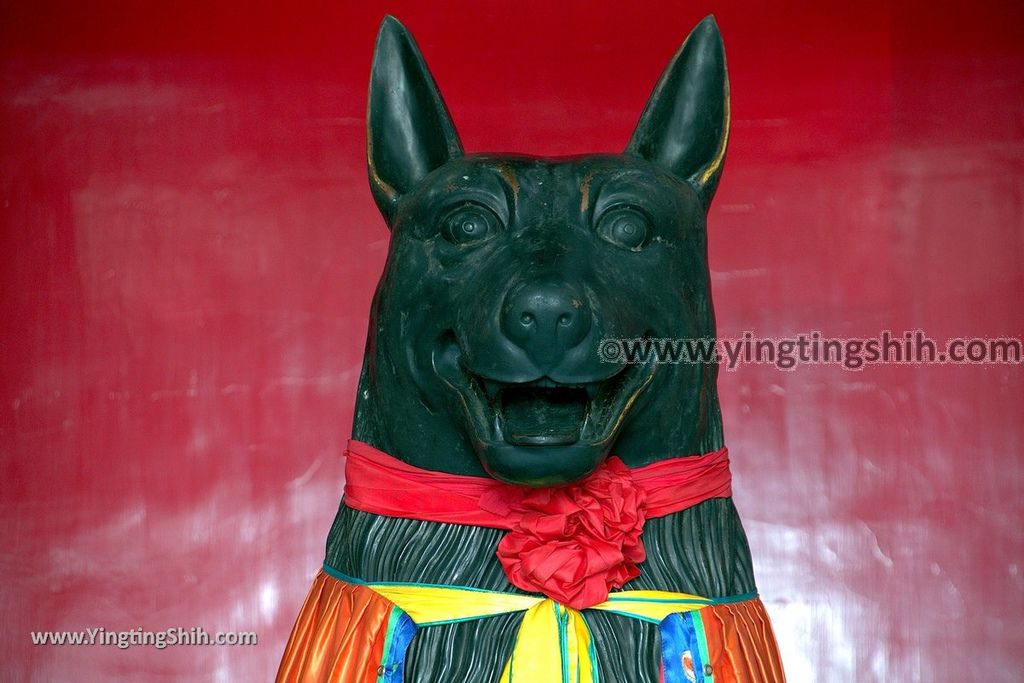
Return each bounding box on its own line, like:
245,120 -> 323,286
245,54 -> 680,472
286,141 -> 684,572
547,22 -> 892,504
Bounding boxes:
598,331 -> 1022,371
30,627 -> 258,649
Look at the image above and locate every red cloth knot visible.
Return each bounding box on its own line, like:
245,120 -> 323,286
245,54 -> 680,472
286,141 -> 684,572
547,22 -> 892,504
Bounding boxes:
481,457 -> 648,609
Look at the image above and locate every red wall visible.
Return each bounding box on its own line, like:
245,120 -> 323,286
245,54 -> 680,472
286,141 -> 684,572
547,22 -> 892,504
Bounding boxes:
2,1 -> 1022,680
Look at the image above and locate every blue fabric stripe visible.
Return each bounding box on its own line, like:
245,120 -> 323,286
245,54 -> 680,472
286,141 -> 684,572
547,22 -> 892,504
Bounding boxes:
660,611 -> 705,683
381,610 -> 417,682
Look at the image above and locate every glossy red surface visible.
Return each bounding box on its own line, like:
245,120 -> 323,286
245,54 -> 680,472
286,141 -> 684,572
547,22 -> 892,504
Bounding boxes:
2,1 -> 1022,680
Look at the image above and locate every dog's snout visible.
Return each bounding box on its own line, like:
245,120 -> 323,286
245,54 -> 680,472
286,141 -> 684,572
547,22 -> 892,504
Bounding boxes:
502,280 -> 592,368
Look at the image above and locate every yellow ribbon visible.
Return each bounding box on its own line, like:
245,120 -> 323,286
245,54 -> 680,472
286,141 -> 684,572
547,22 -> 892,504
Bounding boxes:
364,580 -> 715,683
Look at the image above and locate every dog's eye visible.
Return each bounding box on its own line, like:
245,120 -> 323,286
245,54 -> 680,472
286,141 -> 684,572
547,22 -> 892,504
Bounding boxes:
439,203 -> 501,246
597,207 -> 650,251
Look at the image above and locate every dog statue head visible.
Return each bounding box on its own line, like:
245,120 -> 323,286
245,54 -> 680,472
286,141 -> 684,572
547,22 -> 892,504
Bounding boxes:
353,16 -> 728,486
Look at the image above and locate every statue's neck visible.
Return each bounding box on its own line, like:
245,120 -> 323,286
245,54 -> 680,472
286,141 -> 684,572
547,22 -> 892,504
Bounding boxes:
326,498 -> 755,598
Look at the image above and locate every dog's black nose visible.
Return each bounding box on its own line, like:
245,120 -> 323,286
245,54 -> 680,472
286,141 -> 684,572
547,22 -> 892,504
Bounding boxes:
502,279 -> 592,368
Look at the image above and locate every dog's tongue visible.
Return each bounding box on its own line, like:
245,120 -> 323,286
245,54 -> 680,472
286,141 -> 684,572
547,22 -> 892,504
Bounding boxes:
501,386 -> 587,446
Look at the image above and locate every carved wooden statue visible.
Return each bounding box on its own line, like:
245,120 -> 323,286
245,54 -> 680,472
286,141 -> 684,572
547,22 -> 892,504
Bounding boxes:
278,15 -> 785,683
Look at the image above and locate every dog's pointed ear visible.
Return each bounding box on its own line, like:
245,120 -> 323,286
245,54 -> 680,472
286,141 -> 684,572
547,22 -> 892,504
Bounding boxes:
367,16 -> 462,224
626,16 -> 729,207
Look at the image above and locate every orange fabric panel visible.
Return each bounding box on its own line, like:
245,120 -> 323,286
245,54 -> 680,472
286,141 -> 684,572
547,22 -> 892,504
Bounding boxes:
700,599 -> 786,682
276,571 -> 395,683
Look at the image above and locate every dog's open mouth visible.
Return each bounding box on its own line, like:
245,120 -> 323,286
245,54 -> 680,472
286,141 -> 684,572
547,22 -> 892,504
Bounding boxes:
433,337 -> 657,451
490,382 -> 591,446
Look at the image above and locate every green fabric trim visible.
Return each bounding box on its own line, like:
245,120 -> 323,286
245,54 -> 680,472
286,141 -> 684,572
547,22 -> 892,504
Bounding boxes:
377,606 -> 402,681
694,610 -> 713,682
709,591 -> 759,605
555,603 -> 570,683
322,563 -> 367,584
605,596 -> 711,605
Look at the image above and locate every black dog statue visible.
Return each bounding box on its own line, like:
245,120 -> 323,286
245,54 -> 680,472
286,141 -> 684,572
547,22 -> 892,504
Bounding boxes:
278,15 -> 785,683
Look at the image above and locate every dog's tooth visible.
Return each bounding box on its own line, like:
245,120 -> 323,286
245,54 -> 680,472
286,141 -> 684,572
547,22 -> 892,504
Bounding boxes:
492,412 -> 505,440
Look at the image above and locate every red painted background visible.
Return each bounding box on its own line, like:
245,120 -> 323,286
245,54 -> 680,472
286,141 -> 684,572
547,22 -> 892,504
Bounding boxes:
2,1 -> 1022,680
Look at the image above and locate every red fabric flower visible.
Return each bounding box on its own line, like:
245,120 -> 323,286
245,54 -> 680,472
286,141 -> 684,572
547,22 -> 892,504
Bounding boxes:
481,457 -> 648,609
